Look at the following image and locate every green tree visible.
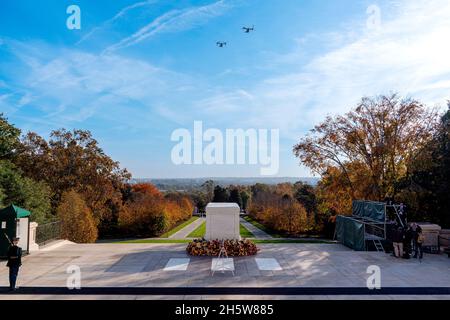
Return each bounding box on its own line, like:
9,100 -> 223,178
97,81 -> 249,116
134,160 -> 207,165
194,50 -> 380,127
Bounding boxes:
294,182 -> 317,215
240,190 -> 250,212
18,177 -> 52,224
229,188 -> 243,208
250,183 -> 270,198
0,113 -> 21,160
213,185 -> 229,202
0,187 -> 5,207
189,190 -> 208,212
398,104 -> 450,227
202,180 -> 215,203
0,160 -> 51,224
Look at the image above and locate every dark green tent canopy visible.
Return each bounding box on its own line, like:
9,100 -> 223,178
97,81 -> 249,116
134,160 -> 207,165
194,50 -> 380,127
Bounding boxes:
352,200 -> 385,222
0,204 -> 31,218
336,215 -> 365,251
336,200 -> 387,251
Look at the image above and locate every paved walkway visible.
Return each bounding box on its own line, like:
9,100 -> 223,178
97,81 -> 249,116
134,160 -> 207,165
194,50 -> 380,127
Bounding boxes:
1,242 -> 449,300
240,217 -> 272,239
169,217 -> 205,239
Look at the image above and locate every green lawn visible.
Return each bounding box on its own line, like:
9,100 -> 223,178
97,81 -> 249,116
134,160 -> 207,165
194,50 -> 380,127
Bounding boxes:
116,239 -> 191,244
242,215 -> 284,238
240,223 -> 254,238
253,239 -> 333,244
114,238 -> 333,244
187,221 -> 206,238
187,221 -> 255,238
160,216 -> 199,238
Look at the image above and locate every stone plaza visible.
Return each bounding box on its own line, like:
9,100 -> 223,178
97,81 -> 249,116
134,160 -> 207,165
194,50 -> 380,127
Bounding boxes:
1,241 -> 449,300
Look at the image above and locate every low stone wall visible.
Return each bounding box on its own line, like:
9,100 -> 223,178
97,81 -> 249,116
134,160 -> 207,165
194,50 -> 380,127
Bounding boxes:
439,229 -> 450,248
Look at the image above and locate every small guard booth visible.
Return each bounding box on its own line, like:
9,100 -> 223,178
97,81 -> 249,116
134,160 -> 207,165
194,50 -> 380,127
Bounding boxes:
0,205 -> 31,258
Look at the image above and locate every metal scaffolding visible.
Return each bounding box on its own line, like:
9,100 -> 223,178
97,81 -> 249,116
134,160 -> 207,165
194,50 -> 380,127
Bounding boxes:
335,200 -> 391,252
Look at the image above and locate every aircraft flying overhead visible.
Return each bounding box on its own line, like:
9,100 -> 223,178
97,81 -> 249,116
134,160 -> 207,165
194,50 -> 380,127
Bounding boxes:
216,41 -> 227,47
242,25 -> 254,33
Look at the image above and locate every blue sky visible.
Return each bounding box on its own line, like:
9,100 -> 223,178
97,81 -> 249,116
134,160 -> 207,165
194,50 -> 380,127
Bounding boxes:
1,0 -> 450,178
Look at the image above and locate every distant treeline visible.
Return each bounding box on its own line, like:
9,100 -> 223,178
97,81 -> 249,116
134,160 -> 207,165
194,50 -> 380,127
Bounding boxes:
0,116 -> 193,242
132,177 -> 319,191
1,93 -> 448,244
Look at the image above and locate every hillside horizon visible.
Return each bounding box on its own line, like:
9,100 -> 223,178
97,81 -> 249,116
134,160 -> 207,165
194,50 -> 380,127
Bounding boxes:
132,177 -> 320,191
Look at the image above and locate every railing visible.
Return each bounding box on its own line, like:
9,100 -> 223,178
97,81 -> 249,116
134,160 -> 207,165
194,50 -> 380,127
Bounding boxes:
36,221 -> 61,245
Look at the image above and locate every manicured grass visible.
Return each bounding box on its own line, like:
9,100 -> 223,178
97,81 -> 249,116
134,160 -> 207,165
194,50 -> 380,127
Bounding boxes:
159,216 -> 199,238
240,223 -> 254,238
187,222 -> 255,238
187,221 -> 206,238
113,238 -> 333,244
116,239 -> 191,244
242,215 -> 284,238
253,239 -> 334,244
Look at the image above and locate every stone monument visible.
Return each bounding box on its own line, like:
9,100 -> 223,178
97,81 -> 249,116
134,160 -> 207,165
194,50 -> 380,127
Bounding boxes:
205,203 -> 240,240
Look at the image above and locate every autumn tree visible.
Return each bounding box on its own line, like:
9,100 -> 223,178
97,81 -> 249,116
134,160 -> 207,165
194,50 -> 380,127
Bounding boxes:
120,191 -> 167,237
274,183 -> 294,198
132,183 -> 162,198
293,94 -> 438,201
57,190 -> 98,243
15,129 -> 130,226
119,183 -> 193,237
248,183 -> 313,235
315,167 -> 353,216
277,195 -> 309,235
164,191 -> 194,223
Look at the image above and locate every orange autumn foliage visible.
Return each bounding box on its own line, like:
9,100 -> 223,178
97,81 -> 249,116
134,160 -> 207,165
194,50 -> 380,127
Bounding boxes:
118,184 -> 193,237
131,183 -> 162,198
248,184 -> 313,235
57,190 -> 98,243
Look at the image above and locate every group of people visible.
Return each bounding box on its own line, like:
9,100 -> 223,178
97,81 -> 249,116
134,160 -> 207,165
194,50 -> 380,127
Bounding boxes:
391,222 -> 424,260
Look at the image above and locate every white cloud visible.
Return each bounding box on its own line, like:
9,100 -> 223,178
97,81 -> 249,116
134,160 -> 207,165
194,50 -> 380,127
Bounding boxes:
194,0 -> 450,139
4,0 -> 450,147
197,89 -> 254,112
104,0 -> 235,53
77,0 -> 158,45
2,42 -> 198,128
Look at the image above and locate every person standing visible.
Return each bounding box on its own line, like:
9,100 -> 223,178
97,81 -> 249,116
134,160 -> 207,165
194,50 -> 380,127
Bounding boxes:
6,237 -> 22,291
411,223 -> 420,252
392,227 -> 405,258
414,227 -> 424,261
398,203 -> 407,227
403,225 -> 413,258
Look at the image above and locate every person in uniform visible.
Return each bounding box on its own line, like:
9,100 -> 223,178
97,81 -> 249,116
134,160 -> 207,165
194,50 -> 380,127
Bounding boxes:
6,237 -> 22,291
